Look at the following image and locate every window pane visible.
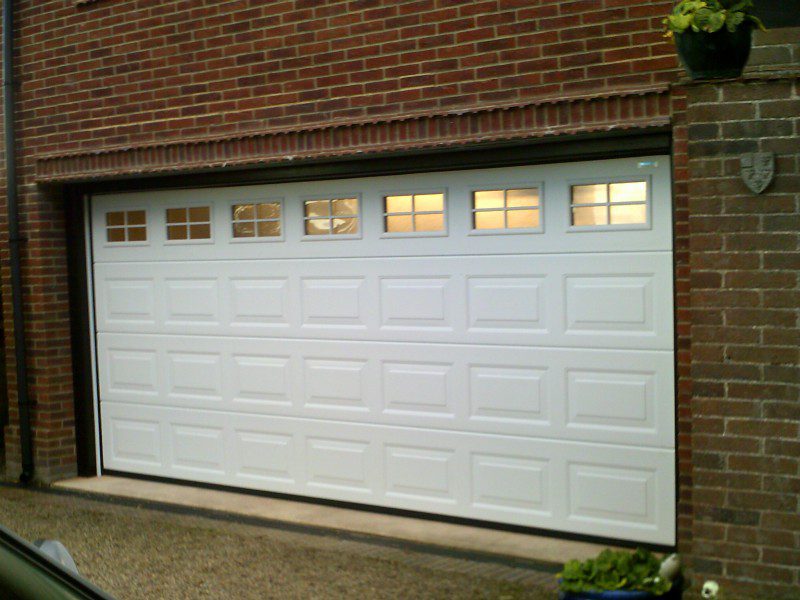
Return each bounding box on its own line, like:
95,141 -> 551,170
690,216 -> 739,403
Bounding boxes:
256,202 -> 280,220
167,224 -> 187,240
126,210 -> 146,225
305,218 -> 330,235
332,217 -> 358,234
414,213 -> 444,231
414,194 -> 443,212
385,195 -> 412,213
474,210 -> 504,230
189,223 -> 211,239
610,204 -> 647,225
332,198 -> 358,216
257,220 -> 281,237
233,222 -> 255,238
127,227 -> 147,242
106,211 -> 125,226
507,209 -> 538,229
166,208 -> 186,223
233,204 -> 255,221
305,200 -> 330,218
610,181 -> 647,204
386,215 -> 413,233
473,190 -> 504,210
189,206 -> 210,222
572,184 -> 606,205
507,188 -> 538,208
106,228 -> 125,243
572,206 -> 607,226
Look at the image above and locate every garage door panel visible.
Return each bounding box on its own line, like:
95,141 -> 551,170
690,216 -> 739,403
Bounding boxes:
94,253 -> 673,350
98,333 -> 673,447
92,157 -> 673,265
101,401 -> 675,544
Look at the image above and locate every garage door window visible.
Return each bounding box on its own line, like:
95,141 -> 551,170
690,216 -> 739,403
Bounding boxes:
472,188 -> 540,232
384,193 -> 446,234
166,206 -> 212,241
304,198 -> 359,237
105,210 -> 147,243
232,202 -> 282,240
571,181 -> 648,228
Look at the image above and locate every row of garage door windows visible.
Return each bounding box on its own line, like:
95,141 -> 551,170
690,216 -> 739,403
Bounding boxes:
105,180 -> 648,244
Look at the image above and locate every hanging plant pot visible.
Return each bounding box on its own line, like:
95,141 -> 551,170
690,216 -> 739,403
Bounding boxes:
674,25 -> 753,80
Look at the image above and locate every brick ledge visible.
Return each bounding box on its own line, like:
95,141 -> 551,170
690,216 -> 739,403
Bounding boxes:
674,68 -> 800,88
36,86 -> 671,184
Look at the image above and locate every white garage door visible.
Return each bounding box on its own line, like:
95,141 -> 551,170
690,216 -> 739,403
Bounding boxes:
90,156 -> 675,545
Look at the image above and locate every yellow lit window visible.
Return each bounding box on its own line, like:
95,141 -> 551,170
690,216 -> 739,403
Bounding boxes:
304,198 -> 359,236
166,206 -> 211,240
232,202 -> 281,238
106,210 -> 147,243
384,193 -> 445,233
472,188 -> 539,230
571,181 -> 647,226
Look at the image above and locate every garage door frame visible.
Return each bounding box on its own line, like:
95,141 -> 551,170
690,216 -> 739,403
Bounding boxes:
63,126 -> 676,547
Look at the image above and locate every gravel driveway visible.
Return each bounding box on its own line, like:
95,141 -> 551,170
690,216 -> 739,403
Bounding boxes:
0,484 -> 556,599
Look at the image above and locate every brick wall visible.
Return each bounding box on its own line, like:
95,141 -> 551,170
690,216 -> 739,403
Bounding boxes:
685,74 -> 800,598
17,0 -> 677,148
748,28 -> 800,73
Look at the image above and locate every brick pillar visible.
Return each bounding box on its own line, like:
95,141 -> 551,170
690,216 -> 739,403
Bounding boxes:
685,73 -> 800,598
2,184 -> 78,482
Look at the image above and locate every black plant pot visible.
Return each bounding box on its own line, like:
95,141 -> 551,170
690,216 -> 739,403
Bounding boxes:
674,25 -> 753,80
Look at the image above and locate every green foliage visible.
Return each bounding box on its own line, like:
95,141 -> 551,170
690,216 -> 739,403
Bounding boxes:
558,548 -> 673,595
663,0 -> 766,37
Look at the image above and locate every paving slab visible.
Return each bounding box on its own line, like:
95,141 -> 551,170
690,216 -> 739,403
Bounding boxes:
54,475 -> 620,565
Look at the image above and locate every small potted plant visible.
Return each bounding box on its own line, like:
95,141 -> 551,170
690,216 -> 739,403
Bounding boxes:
558,548 -> 683,599
663,0 -> 766,80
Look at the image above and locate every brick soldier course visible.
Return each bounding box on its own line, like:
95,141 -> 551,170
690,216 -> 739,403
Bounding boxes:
0,2 -> 797,597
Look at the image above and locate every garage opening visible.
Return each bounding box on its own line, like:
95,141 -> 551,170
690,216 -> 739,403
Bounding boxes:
89,156 -> 675,545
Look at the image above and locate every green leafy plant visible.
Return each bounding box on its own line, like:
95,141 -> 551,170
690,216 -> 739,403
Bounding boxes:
664,0 -> 765,39
558,548 -> 673,595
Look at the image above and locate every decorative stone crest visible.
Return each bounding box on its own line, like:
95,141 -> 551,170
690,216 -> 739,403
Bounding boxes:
741,152 -> 775,194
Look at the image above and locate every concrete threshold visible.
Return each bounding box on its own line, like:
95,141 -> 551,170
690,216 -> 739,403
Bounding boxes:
54,475 -> 617,566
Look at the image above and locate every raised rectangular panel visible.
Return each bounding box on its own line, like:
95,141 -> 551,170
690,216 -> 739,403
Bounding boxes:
107,349 -> 158,395
569,463 -> 654,523
469,366 -> 547,423
235,431 -> 294,482
167,352 -> 223,400
380,278 -> 450,329
165,278 -> 219,324
468,277 -> 544,331
567,370 -> 654,429
304,359 -> 367,410
232,355 -> 291,406
104,279 -> 155,323
385,446 -> 455,502
230,278 -> 288,326
110,419 -> 161,466
307,438 -> 370,493
301,278 -> 365,327
382,362 -> 452,416
472,454 -> 549,514
566,276 -> 653,333
172,424 -> 225,473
